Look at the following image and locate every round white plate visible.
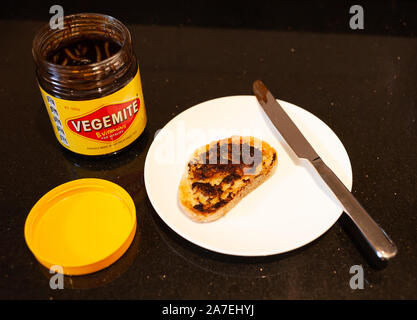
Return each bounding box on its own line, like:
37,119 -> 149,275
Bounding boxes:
144,96 -> 352,256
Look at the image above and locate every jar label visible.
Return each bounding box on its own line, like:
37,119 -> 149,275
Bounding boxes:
39,68 -> 147,155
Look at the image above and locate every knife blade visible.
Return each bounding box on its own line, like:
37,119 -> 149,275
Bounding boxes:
253,80 -> 397,261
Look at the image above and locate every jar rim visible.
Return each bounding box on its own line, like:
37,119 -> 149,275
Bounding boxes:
32,13 -> 132,73
32,12 -> 137,100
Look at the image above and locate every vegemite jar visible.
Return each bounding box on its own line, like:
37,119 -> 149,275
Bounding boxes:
32,13 -> 147,156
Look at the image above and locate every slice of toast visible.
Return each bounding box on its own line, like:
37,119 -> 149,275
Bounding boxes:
178,136 -> 277,222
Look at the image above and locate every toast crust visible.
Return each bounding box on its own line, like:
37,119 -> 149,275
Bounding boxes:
178,136 -> 277,222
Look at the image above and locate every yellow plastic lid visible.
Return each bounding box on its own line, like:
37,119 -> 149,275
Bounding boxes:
24,178 -> 137,276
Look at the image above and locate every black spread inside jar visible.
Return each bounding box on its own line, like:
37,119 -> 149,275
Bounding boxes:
32,13 -> 138,101
46,38 -> 122,66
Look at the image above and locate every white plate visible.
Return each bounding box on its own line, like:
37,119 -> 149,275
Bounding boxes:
144,96 -> 352,256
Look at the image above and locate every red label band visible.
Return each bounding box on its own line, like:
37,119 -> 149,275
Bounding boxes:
67,98 -> 140,142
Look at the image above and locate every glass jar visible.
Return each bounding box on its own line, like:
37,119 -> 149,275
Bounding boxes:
32,13 -> 147,156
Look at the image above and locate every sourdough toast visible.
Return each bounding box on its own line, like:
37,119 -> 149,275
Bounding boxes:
178,136 -> 277,222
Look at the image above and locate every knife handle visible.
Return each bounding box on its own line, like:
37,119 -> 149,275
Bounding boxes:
311,158 -> 398,260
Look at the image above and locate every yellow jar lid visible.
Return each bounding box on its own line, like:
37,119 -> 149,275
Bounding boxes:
24,178 -> 136,276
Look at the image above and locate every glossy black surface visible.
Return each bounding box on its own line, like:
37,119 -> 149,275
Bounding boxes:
0,13 -> 416,299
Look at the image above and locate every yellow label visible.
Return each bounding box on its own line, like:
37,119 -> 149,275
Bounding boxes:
39,68 -> 147,156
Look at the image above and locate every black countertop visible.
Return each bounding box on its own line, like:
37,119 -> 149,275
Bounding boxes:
0,15 -> 416,299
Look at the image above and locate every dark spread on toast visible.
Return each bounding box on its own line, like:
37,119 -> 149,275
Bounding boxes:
188,138 -> 264,214
271,153 -> 276,165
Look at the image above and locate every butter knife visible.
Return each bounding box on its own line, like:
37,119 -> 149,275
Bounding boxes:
253,80 -> 397,261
